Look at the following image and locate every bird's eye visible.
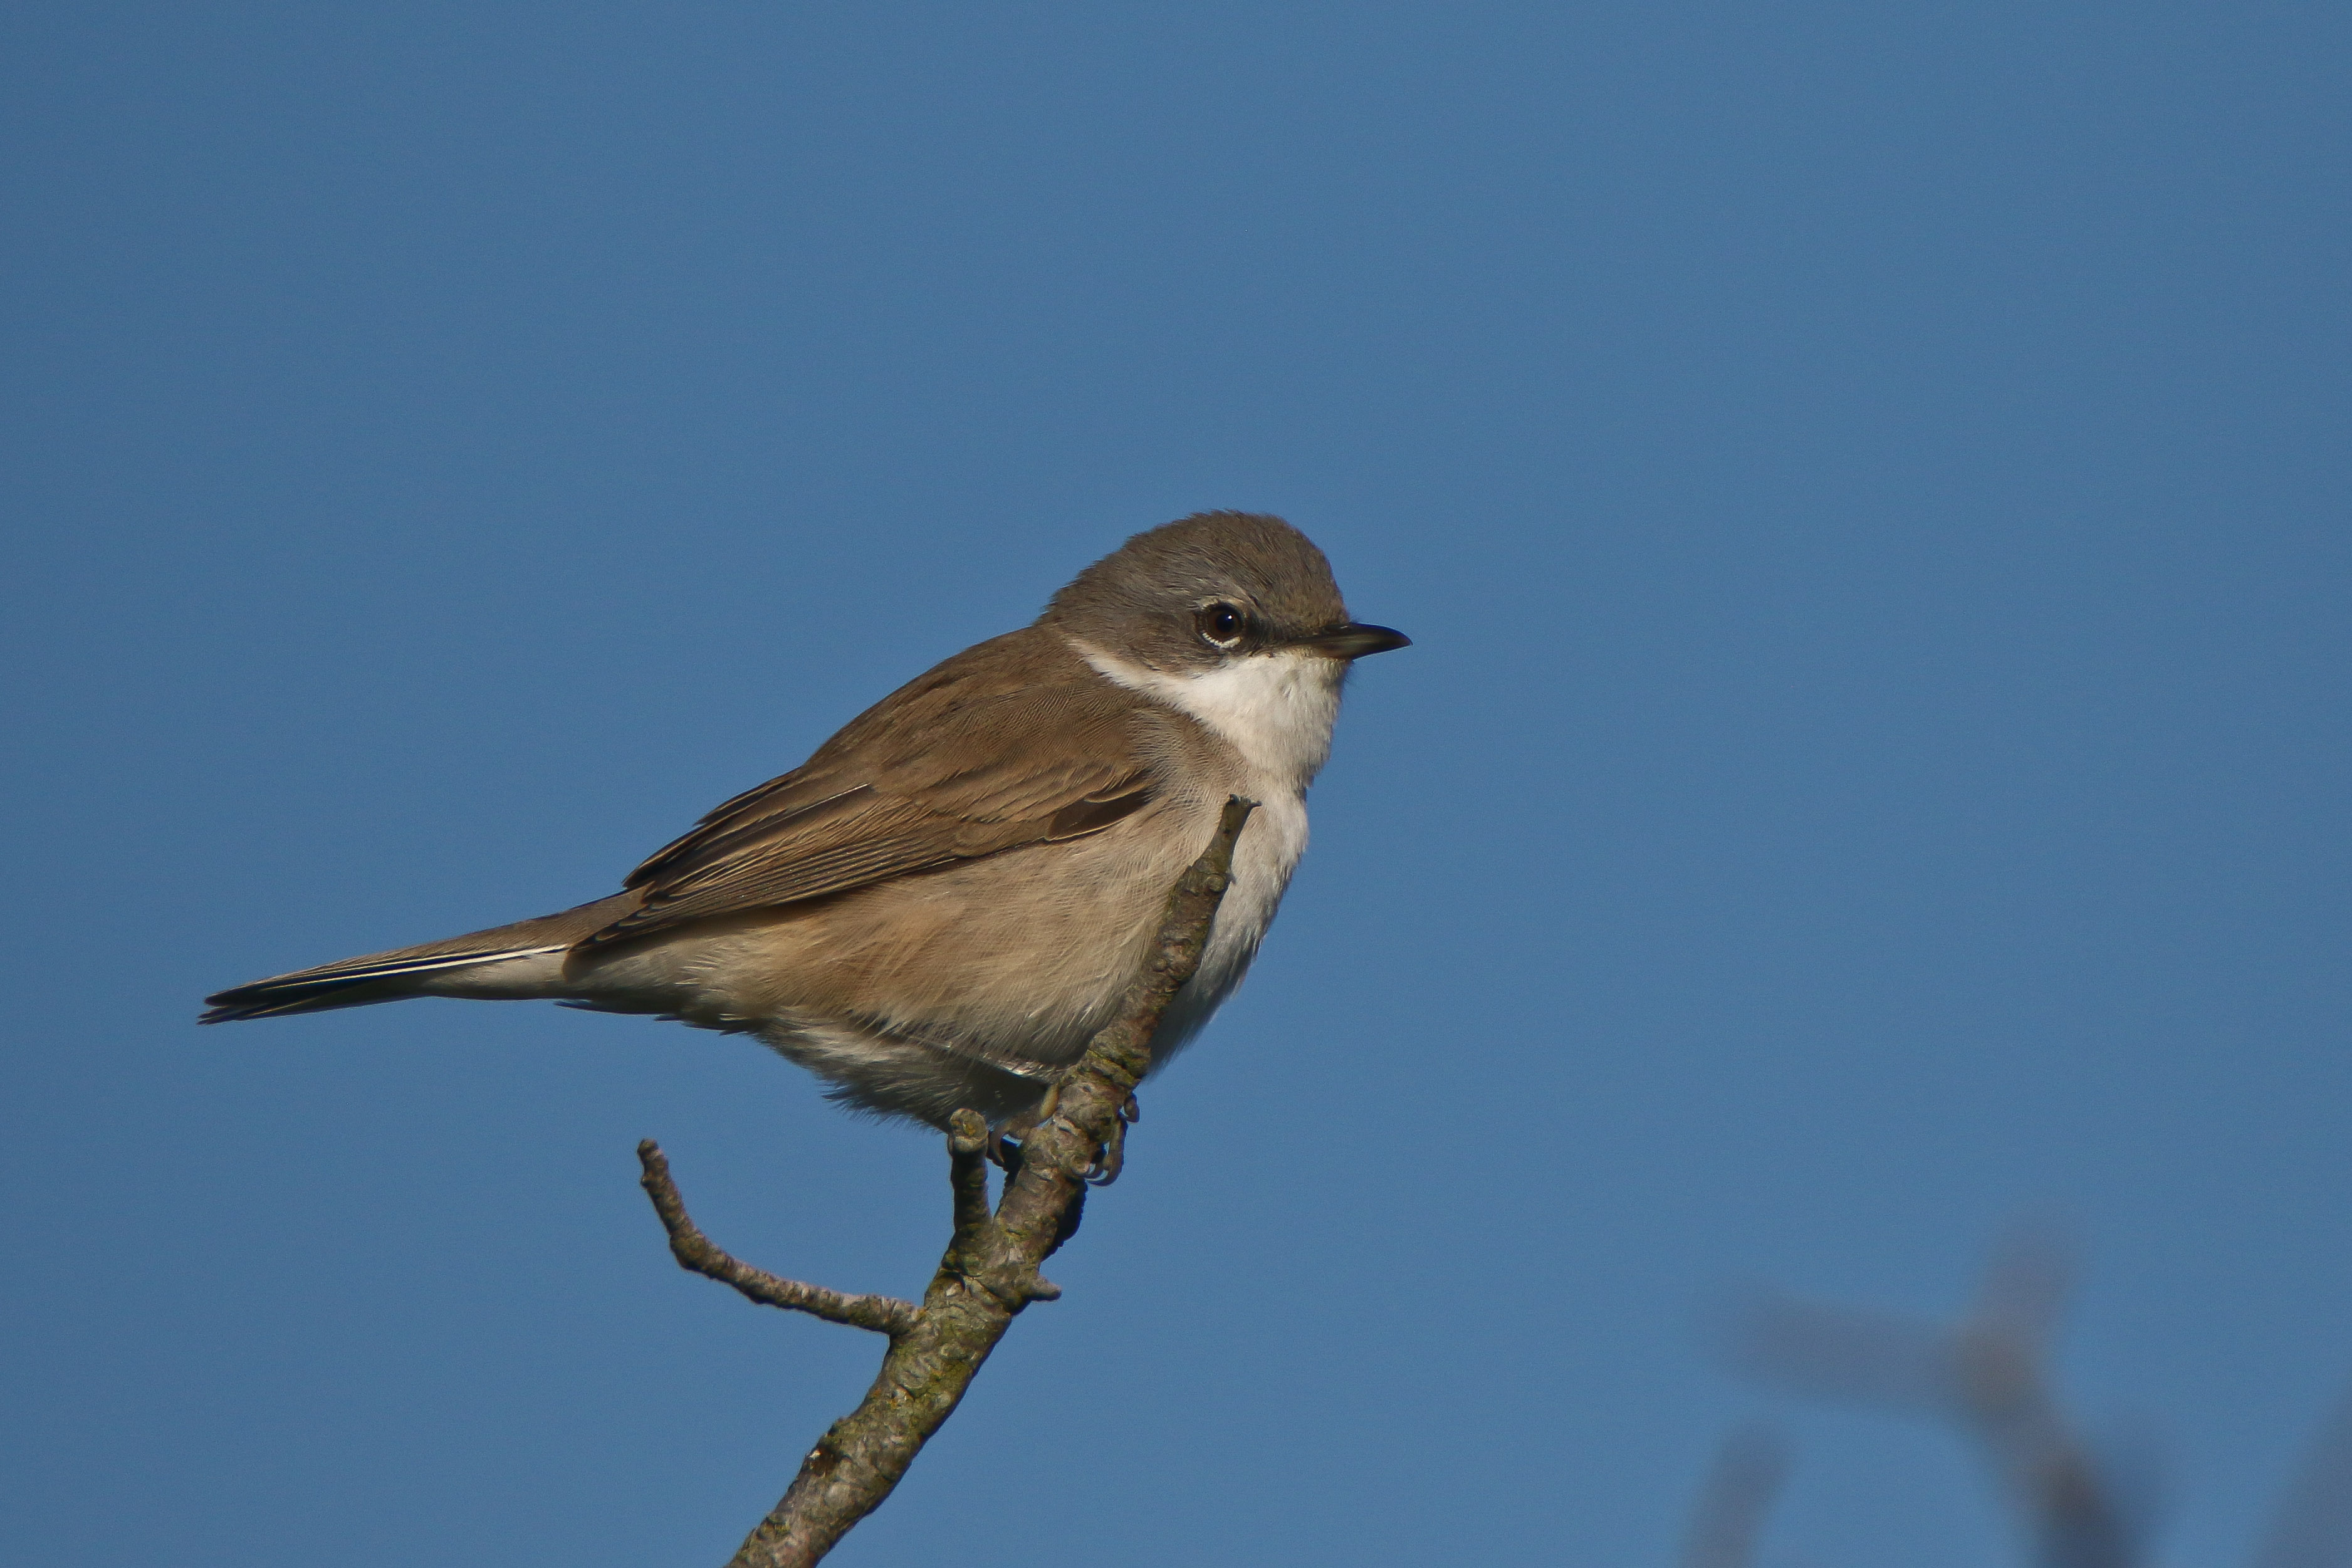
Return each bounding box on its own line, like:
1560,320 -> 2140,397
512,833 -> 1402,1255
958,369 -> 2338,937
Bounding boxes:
1196,602 -> 1247,648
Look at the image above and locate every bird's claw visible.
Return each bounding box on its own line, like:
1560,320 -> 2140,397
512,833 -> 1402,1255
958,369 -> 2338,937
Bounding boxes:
991,1084 -> 1132,1183
1084,1116 -> 1127,1186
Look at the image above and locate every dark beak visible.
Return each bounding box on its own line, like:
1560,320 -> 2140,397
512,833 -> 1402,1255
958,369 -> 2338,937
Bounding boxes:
1297,622 -> 1412,660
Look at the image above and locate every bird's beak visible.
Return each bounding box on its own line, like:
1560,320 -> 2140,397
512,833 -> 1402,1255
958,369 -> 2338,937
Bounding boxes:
1296,622 -> 1412,660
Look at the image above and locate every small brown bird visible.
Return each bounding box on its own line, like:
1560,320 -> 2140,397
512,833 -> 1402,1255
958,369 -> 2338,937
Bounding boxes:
203,511 -> 1408,1129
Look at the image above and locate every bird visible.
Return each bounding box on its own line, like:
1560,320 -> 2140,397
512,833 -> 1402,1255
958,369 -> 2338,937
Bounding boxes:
202,511 -> 1408,1131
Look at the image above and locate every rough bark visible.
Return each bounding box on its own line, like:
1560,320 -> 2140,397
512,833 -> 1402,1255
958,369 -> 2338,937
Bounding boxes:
638,796 -> 1257,1568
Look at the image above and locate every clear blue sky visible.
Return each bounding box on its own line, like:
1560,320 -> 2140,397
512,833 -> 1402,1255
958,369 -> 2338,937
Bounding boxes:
4,4 -> 2346,1564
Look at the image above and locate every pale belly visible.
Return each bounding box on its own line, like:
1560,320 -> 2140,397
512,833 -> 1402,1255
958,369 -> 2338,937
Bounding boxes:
558,784 -> 1308,1127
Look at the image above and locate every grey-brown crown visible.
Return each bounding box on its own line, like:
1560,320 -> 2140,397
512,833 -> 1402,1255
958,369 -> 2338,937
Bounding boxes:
1040,511 -> 1352,669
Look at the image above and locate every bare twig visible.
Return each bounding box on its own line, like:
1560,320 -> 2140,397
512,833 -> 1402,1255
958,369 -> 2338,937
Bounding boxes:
637,1143 -> 919,1336
643,796 -> 1256,1568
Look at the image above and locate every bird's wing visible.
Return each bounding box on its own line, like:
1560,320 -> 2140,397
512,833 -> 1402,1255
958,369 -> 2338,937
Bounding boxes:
584,644 -> 1159,948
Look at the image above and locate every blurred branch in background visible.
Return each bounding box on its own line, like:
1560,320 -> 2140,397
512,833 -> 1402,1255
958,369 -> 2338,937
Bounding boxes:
1730,1232 -> 2136,1568
1678,1426 -> 1790,1568
1714,1234 -> 2352,1568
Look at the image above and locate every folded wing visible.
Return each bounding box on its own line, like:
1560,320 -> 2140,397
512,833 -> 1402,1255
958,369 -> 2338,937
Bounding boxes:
583,636 -> 1159,947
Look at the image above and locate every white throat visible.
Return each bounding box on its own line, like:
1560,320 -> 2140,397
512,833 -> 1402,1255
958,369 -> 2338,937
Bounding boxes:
1071,639 -> 1344,793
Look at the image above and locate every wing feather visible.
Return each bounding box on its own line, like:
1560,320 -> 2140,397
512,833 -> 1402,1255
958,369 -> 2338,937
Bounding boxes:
583,634 -> 1164,948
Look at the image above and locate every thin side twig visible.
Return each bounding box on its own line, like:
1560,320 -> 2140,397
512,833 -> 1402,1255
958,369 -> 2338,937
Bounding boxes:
645,795 -> 1257,1568
637,1142 -> 919,1337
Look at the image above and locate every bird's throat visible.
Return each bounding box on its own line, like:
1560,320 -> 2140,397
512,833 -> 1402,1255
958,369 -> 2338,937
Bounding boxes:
1069,639 -> 1344,793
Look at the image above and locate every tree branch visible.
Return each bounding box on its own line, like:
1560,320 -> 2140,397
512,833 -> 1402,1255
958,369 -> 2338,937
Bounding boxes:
642,795 -> 1257,1568
637,1142 -> 919,1337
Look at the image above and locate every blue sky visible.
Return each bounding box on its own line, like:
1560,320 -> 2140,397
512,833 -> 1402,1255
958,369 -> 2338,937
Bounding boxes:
4,4 -> 2347,1564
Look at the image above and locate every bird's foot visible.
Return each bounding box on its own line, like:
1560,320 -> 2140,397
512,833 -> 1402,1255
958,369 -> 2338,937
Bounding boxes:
988,1084 -> 1133,1183
985,1082 -> 1063,1171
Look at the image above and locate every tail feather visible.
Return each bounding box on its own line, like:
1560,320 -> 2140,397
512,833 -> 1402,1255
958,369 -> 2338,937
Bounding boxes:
201,892 -> 640,1023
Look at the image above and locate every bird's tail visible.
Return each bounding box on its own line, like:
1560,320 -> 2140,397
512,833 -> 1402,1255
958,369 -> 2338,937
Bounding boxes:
199,892 -> 640,1023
